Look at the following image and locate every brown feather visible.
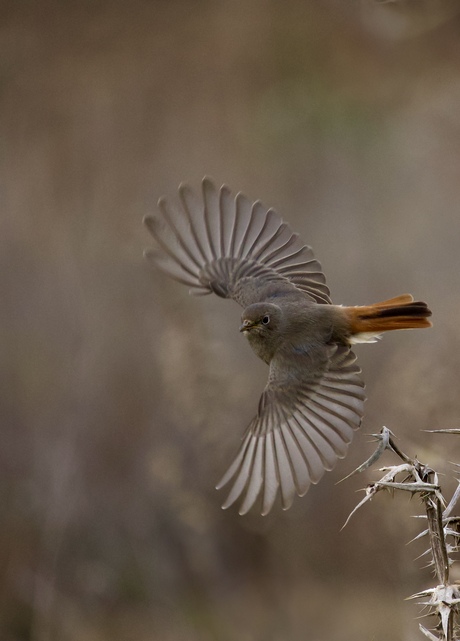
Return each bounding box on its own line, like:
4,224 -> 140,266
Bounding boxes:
344,297 -> 432,335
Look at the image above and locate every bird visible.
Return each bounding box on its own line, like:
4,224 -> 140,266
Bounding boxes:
143,177 -> 432,516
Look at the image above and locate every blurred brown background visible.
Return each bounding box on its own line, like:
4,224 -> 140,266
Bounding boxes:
2,1 -> 460,640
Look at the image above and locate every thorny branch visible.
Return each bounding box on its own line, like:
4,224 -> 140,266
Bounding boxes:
344,427 -> 460,641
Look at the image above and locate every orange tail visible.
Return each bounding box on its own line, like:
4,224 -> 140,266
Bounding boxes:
345,294 -> 432,341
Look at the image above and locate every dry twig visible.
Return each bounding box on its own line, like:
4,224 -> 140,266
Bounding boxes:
344,427 -> 460,640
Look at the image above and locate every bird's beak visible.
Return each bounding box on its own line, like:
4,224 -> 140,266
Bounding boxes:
239,319 -> 255,333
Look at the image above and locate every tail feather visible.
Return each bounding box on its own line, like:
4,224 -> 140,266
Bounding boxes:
345,296 -> 432,338
370,293 -> 415,307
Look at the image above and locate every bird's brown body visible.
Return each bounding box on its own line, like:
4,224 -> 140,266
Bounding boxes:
240,294 -> 431,365
144,178 -> 432,515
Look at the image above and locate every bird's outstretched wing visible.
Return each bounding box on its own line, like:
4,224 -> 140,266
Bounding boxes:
216,345 -> 365,515
144,177 -> 331,307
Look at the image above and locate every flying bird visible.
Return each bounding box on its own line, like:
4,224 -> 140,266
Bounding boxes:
143,178 -> 432,515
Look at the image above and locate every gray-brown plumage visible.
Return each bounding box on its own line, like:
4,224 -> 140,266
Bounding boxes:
144,177 -> 432,515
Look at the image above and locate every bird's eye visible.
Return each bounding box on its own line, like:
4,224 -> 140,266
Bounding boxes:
262,315 -> 270,325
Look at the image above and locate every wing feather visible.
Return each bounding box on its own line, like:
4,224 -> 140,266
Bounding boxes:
144,214 -> 199,279
221,434 -> 257,510
202,177 -> 220,260
273,428 -> 297,510
179,183 -> 211,263
144,177 -> 332,306
219,185 -> 235,257
262,432 -> 280,516
231,193 -> 253,257
238,200 -> 270,258
217,345 -> 365,514
144,248 -> 208,291
239,437 -> 264,515
291,412 -> 338,474
157,197 -> 203,272
281,419 -> 312,495
215,430 -> 252,491
259,233 -> 302,266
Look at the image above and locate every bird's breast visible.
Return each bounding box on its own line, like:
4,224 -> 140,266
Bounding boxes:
244,331 -> 275,364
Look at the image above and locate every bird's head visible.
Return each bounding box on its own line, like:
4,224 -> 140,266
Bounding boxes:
239,303 -> 283,362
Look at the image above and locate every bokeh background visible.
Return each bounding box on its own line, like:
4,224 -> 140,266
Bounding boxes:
2,1 -> 460,640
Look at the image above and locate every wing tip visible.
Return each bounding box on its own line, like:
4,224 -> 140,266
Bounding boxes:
157,195 -> 167,209
202,175 -> 218,193
178,181 -> 193,197
221,495 -> 237,511
220,183 -> 232,198
281,499 -> 295,512
143,214 -> 156,234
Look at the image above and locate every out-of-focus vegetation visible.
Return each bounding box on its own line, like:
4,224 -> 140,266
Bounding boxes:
1,1 -> 460,639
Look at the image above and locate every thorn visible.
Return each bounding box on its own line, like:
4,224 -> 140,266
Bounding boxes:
337,427 -> 391,484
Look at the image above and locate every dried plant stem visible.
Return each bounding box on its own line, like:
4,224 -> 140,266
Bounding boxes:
345,427 -> 460,640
